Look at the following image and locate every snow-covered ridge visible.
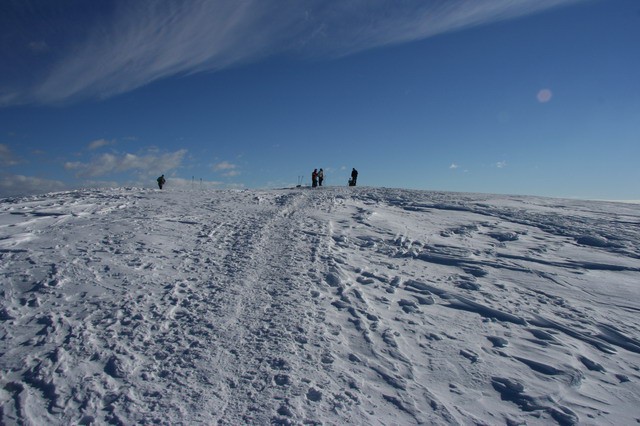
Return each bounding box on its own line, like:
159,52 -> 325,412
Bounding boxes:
1,187 -> 639,425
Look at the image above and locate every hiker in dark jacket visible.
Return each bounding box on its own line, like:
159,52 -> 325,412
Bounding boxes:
350,168 -> 358,186
312,169 -> 318,187
157,174 -> 166,189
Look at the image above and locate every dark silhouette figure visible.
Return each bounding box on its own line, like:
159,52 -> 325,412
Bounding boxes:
157,174 -> 166,189
312,169 -> 318,188
318,169 -> 324,187
349,168 -> 358,186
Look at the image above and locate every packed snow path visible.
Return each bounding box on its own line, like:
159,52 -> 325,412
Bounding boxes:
1,187 -> 639,425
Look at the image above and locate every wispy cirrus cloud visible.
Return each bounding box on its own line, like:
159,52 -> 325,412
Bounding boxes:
1,0 -> 586,105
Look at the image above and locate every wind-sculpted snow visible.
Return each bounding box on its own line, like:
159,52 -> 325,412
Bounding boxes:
0,187 -> 639,424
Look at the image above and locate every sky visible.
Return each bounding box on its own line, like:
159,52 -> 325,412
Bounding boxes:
0,0 -> 639,200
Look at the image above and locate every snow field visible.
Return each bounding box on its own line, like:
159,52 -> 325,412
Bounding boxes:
1,187 -> 639,424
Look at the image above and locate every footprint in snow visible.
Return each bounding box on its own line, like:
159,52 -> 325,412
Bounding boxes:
273,374 -> 291,386
306,387 -> 322,402
269,358 -> 289,371
325,272 -> 341,287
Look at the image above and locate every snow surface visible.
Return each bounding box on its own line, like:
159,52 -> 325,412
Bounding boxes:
1,186 -> 639,425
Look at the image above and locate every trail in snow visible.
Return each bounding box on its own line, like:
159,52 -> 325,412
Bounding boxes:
0,187 -> 639,425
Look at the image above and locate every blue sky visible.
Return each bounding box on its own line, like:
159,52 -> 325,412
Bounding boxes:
1,0 -> 639,199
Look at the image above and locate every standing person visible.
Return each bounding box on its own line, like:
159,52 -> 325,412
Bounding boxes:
318,169 -> 324,187
350,168 -> 358,186
157,174 -> 166,189
312,169 -> 318,188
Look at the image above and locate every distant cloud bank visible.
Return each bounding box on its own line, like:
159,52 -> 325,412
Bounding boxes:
1,0 -> 586,105
0,174 -> 66,197
65,149 -> 187,178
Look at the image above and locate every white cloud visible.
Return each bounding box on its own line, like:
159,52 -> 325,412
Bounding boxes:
449,163 -> 459,169
0,173 -> 67,197
213,161 -> 237,171
2,0 -> 586,105
0,144 -> 21,166
65,149 -> 187,178
495,161 -> 507,168
88,139 -> 115,150
213,161 -> 240,177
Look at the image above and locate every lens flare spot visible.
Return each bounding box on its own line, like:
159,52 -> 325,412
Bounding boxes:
537,89 -> 553,103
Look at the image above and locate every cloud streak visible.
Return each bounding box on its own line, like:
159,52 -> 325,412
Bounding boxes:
88,139 -> 115,150
2,0 -> 586,105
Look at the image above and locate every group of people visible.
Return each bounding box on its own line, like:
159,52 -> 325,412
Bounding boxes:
311,168 -> 324,187
311,167 -> 358,187
158,168 -> 358,190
